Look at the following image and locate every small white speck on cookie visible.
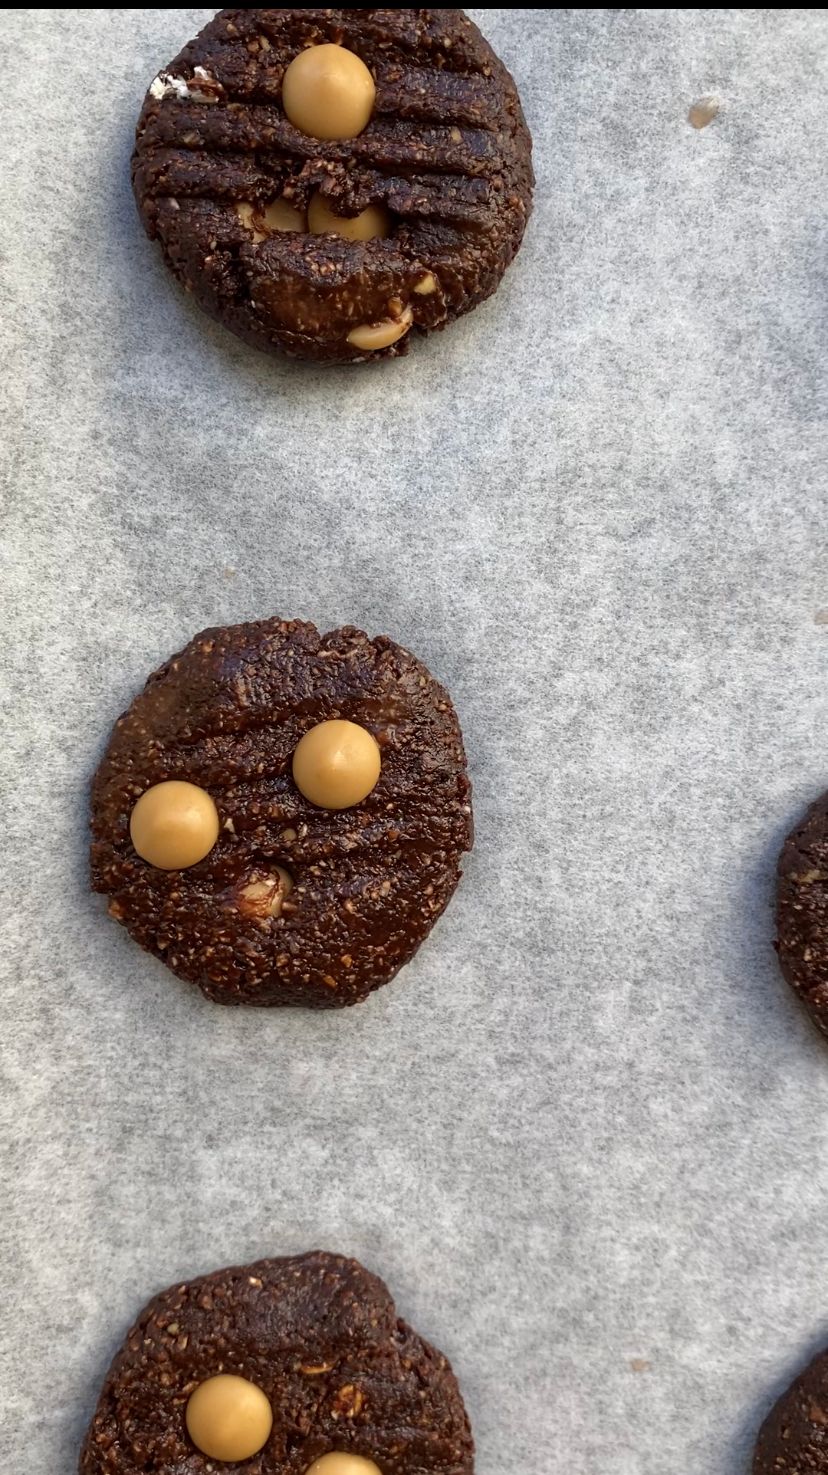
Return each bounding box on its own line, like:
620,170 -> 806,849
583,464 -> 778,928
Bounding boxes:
149,68 -> 219,103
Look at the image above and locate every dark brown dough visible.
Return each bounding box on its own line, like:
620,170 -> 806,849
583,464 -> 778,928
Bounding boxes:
776,792 -> 828,1038
90,618 -> 473,1008
78,1251 -> 474,1474
753,1346 -> 828,1472
131,8 -> 533,363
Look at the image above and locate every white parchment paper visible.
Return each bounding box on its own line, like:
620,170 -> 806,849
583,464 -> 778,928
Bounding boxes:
2,9 -> 828,1473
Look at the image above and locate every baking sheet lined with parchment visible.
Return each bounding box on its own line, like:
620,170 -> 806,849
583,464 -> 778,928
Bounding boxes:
2,9 -> 828,1473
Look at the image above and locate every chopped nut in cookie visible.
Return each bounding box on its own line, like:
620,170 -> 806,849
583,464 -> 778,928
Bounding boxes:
237,867 -> 294,920
347,306 -> 413,352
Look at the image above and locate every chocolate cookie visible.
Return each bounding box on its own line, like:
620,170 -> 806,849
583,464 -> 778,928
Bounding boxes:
90,618 -> 473,1008
776,791 -> 828,1038
79,1251 -> 474,1474
131,8 -> 533,363
753,1345 -> 828,1472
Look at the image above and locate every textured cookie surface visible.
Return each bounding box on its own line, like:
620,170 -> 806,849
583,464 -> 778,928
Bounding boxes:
90,619 -> 473,1007
79,1251 -> 474,1474
131,7 -> 533,362
776,792 -> 828,1038
754,1347 -> 828,1472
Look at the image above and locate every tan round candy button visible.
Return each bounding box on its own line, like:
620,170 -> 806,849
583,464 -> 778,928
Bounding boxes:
292,720 -> 380,810
282,43 -> 375,140
129,781 -> 219,870
304,1456 -> 382,1475
235,199 -> 306,241
260,197 -> 307,233
185,1374 -> 273,1462
308,192 -> 390,243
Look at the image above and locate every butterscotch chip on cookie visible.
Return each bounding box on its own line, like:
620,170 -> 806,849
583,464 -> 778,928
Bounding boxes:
78,1252 -> 474,1474
90,618 -> 473,1007
776,791 -> 828,1038
131,8 -> 533,362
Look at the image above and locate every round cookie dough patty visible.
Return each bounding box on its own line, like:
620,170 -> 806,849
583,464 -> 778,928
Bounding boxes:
131,8 -> 533,363
79,1252 -> 474,1475
754,1346 -> 828,1472
776,791 -> 828,1038
90,619 -> 473,1008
